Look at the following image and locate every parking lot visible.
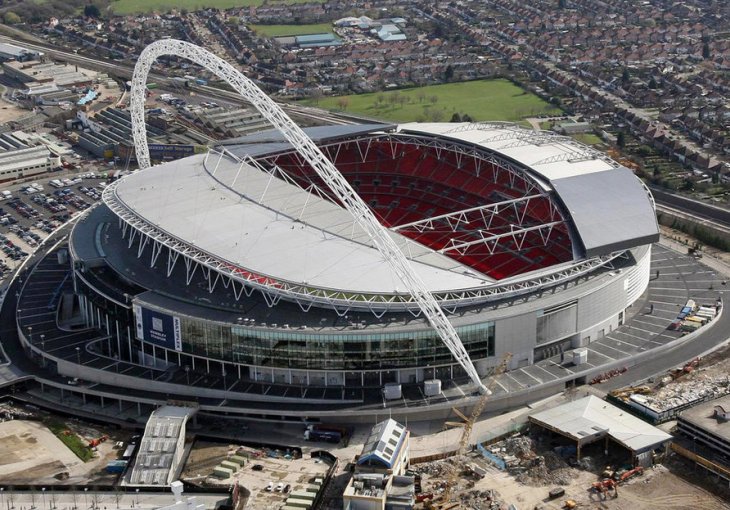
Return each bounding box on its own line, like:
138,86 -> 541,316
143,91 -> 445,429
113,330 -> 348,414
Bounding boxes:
0,172 -> 109,286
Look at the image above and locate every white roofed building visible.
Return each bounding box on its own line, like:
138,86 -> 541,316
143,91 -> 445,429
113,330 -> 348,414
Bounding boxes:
343,419 -> 412,510
529,396 -> 672,466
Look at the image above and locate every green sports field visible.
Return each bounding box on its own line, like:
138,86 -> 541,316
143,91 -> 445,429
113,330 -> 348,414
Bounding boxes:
250,23 -> 333,37
303,79 -> 562,123
111,0 -> 321,15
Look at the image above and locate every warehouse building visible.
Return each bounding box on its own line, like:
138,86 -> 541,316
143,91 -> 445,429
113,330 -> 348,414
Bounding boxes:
529,395 -> 672,466
3,60 -> 95,88
193,107 -> 270,138
0,42 -> 42,62
0,145 -> 59,182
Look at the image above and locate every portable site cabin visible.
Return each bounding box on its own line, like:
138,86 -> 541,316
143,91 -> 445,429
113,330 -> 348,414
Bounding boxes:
283,498 -> 312,509
229,454 -> 247,466
213,466 -> 233,479
221,460 -> 239,472
289,490 -> 315,501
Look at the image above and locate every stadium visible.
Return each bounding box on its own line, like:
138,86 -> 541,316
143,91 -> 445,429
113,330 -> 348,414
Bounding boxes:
50,119 -> 658,416
12,41 -> 661,421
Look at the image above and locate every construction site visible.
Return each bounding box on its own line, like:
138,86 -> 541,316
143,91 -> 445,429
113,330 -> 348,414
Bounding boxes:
180,440 -> 331,509
376,347 -> 730,510
0,400 -> 130,485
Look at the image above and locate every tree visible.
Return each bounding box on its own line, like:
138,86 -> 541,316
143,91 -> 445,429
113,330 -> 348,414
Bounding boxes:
558,0 -> 567,8
3,12 -> 21,24
648,77 -> 658,89
430,109 -> 444,122
444,64 -> 454,82
388,92 -> 400,108
336,97 -> 349,110
621,68 -> 630,83
617,131 -> 626,148
84,4 -> 101,18
227,16 -> 240,26
450,112 -> 462,123
429,95 -> 439,105
702,42 -> 711,60
416,89 -> 426,103
309,88 -> 323,105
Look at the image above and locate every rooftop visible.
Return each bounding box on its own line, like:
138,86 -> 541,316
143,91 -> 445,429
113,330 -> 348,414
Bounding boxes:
358,418 -> 408,469
529,395 -> 672,453
679,394 -> 730,442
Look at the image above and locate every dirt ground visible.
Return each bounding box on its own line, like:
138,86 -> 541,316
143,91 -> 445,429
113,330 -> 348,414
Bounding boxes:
0,420 -> 81,480
0,416 -> 129,485
419,460 -> 730,510
415,438 -> 730,510
182,441 -> 330,508
0,85 -> 28,124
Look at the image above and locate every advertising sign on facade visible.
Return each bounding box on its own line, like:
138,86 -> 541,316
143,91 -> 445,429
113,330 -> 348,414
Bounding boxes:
133,305 -> 182,351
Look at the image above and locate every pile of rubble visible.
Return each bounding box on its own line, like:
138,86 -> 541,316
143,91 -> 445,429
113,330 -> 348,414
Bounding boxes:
642,373 -> 730,412
514,451 -> 576,486
484,434 -> 579,486
457,489 -> 510,510
411,458 -> 511,509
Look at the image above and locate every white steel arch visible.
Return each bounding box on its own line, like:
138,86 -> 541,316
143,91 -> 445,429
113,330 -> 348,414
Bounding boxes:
129,39 -> 488,393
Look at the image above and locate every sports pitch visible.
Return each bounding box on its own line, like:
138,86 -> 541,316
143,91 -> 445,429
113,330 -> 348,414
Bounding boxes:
303,79 -> 562,123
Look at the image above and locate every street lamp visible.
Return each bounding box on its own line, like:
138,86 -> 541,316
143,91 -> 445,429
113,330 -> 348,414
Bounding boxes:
184,365 -> 190,385
27,326 -> 32,344
40,334 -> 45,350
76,347 -> 81,365
72,491 -> 77,510
41,488 -> 45,510
135,489 -> 139,508
84,488 -> 88,509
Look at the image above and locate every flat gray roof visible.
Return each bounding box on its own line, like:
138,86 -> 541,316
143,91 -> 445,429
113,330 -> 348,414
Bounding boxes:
529,395 -> 672,453
551,168 -> 659,256
679,394 -> 730,442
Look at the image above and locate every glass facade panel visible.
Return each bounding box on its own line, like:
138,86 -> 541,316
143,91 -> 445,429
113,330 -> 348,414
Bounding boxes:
177,317 -> 495,371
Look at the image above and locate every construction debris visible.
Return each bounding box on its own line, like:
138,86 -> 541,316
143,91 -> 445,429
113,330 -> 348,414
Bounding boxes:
641,373 -> 730,412
411,458 -> 511,509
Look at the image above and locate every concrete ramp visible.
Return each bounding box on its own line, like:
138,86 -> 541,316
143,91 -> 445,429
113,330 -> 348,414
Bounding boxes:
129,405 -> 197,486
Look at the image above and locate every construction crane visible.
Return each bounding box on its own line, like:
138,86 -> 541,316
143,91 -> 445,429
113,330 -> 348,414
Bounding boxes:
429,352 -> 513,509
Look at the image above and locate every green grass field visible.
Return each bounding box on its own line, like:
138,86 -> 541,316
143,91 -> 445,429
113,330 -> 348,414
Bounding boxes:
47,421 -> 94,462
572,133 -> 603,146
110,0 -> 321,15
250,23 -> 333,37
303,79 -> 562,123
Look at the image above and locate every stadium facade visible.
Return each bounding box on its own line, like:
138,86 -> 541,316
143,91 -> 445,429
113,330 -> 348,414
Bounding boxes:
60,120 -> 658,413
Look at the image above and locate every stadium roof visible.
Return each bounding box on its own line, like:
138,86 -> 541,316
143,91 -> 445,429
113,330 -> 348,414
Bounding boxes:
399,123 -> 659,257
111,151 -> 490,295
108,122 -> 658,304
